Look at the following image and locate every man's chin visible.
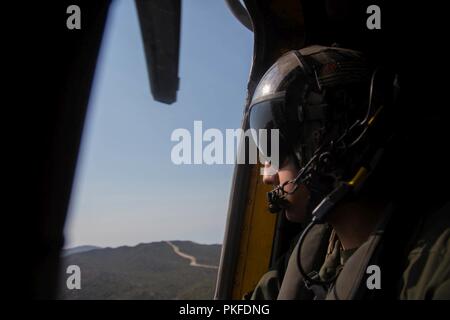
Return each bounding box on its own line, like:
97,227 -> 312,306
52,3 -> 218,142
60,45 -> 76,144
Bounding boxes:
285,209 -> 305,223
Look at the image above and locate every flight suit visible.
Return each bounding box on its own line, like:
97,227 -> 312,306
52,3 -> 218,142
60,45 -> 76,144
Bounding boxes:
279,201 -> 450,300
247,224 -> 331,300
398,202 -> 450,299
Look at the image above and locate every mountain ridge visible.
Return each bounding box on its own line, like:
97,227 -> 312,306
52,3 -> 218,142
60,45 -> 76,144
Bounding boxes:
59,240 -> 221,299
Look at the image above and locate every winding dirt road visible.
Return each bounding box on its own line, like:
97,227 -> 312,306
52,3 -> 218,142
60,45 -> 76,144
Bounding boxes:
165,241 -> 219,269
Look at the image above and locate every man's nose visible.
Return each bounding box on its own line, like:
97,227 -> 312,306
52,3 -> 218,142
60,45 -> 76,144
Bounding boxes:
262,162 -> 279,185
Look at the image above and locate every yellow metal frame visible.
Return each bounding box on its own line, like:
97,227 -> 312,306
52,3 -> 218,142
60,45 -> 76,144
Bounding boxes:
231,164 -> 278,299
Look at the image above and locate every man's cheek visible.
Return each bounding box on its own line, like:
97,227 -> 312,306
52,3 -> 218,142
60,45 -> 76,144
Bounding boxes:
289,188 -> 308,207
286,192 -> 299,206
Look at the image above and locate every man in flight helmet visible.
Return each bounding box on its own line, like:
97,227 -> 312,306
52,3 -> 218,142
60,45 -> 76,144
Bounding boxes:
247,45 -> 450,300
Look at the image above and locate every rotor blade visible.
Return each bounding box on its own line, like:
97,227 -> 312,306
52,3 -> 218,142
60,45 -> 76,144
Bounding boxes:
135,0 -> 181,105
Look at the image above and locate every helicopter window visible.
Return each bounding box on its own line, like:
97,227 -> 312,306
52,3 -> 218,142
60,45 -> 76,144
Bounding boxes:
60,0 -> 252,300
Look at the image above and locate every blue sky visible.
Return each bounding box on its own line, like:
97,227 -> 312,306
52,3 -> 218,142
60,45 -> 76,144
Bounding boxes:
64,0 -> 253,248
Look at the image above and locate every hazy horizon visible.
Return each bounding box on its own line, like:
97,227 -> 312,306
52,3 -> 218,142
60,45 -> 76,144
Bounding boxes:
64,240 -> 223,250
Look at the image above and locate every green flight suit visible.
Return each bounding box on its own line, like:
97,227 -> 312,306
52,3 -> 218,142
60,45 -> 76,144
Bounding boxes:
250,201 -> 450,300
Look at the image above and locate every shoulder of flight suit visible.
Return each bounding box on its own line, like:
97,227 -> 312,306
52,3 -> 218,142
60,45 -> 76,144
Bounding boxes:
326,201 -> 450,300
399,201 -> 450,299
277,224 -> 331,300
248,270 -> 281,300
325,231 -> 382,300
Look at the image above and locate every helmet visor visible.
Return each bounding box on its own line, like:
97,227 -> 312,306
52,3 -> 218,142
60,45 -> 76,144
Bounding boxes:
248,97 -> 291,167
